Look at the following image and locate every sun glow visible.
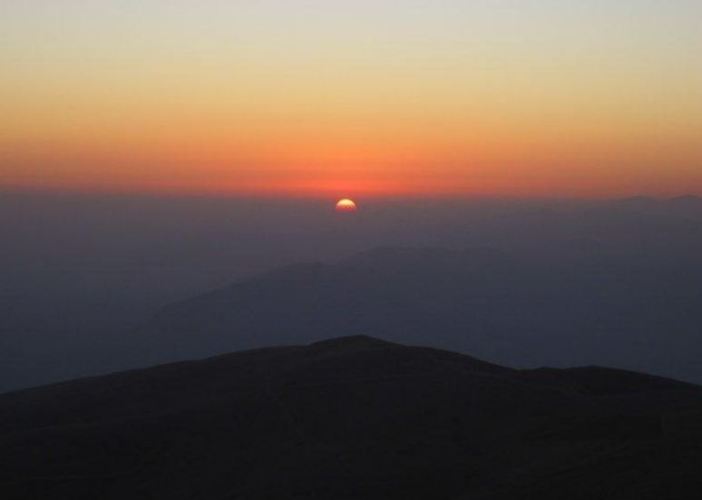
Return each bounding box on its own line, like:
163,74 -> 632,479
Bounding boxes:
335,198 -> 358,212
2,2 -> 701,198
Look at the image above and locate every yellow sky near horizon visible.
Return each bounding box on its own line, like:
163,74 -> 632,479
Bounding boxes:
1,1 -> 701,198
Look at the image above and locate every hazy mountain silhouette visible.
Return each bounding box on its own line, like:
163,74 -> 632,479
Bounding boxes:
3,194 -> 702,392
139,245 -> 702,383
1,336 -> 700,499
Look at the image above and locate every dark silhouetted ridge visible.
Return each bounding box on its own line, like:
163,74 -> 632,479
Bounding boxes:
526,365 -> 696,395
1,336 -> 701,499
133,243 -> 702,388
310,334 -> 397,350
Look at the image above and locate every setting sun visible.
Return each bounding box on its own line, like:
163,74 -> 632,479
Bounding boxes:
335,198 -> 358,213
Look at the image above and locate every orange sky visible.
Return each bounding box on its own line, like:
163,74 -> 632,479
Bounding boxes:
1,1 -> 701,198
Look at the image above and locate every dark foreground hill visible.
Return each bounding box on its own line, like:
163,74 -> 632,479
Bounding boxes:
1,336 -> 702,499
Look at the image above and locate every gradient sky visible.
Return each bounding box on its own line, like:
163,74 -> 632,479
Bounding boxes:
1,1 -> 701,198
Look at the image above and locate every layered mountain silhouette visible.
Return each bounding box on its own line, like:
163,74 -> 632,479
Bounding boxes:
3,195 -> 702,393
1,336 -> 701,499
138,246 -> 702,382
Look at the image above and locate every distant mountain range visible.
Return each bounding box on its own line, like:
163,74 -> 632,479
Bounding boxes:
2,195 -> 702,393
1,336 -> 701,499
612,194 -> 702,209
137,245 -> 702,383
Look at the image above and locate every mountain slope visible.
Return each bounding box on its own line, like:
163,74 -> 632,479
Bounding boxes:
138,246 -> 702,383
1,336 -> 701,499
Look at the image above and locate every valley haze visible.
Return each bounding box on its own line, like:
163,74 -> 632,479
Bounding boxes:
2,192 -> 701,392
